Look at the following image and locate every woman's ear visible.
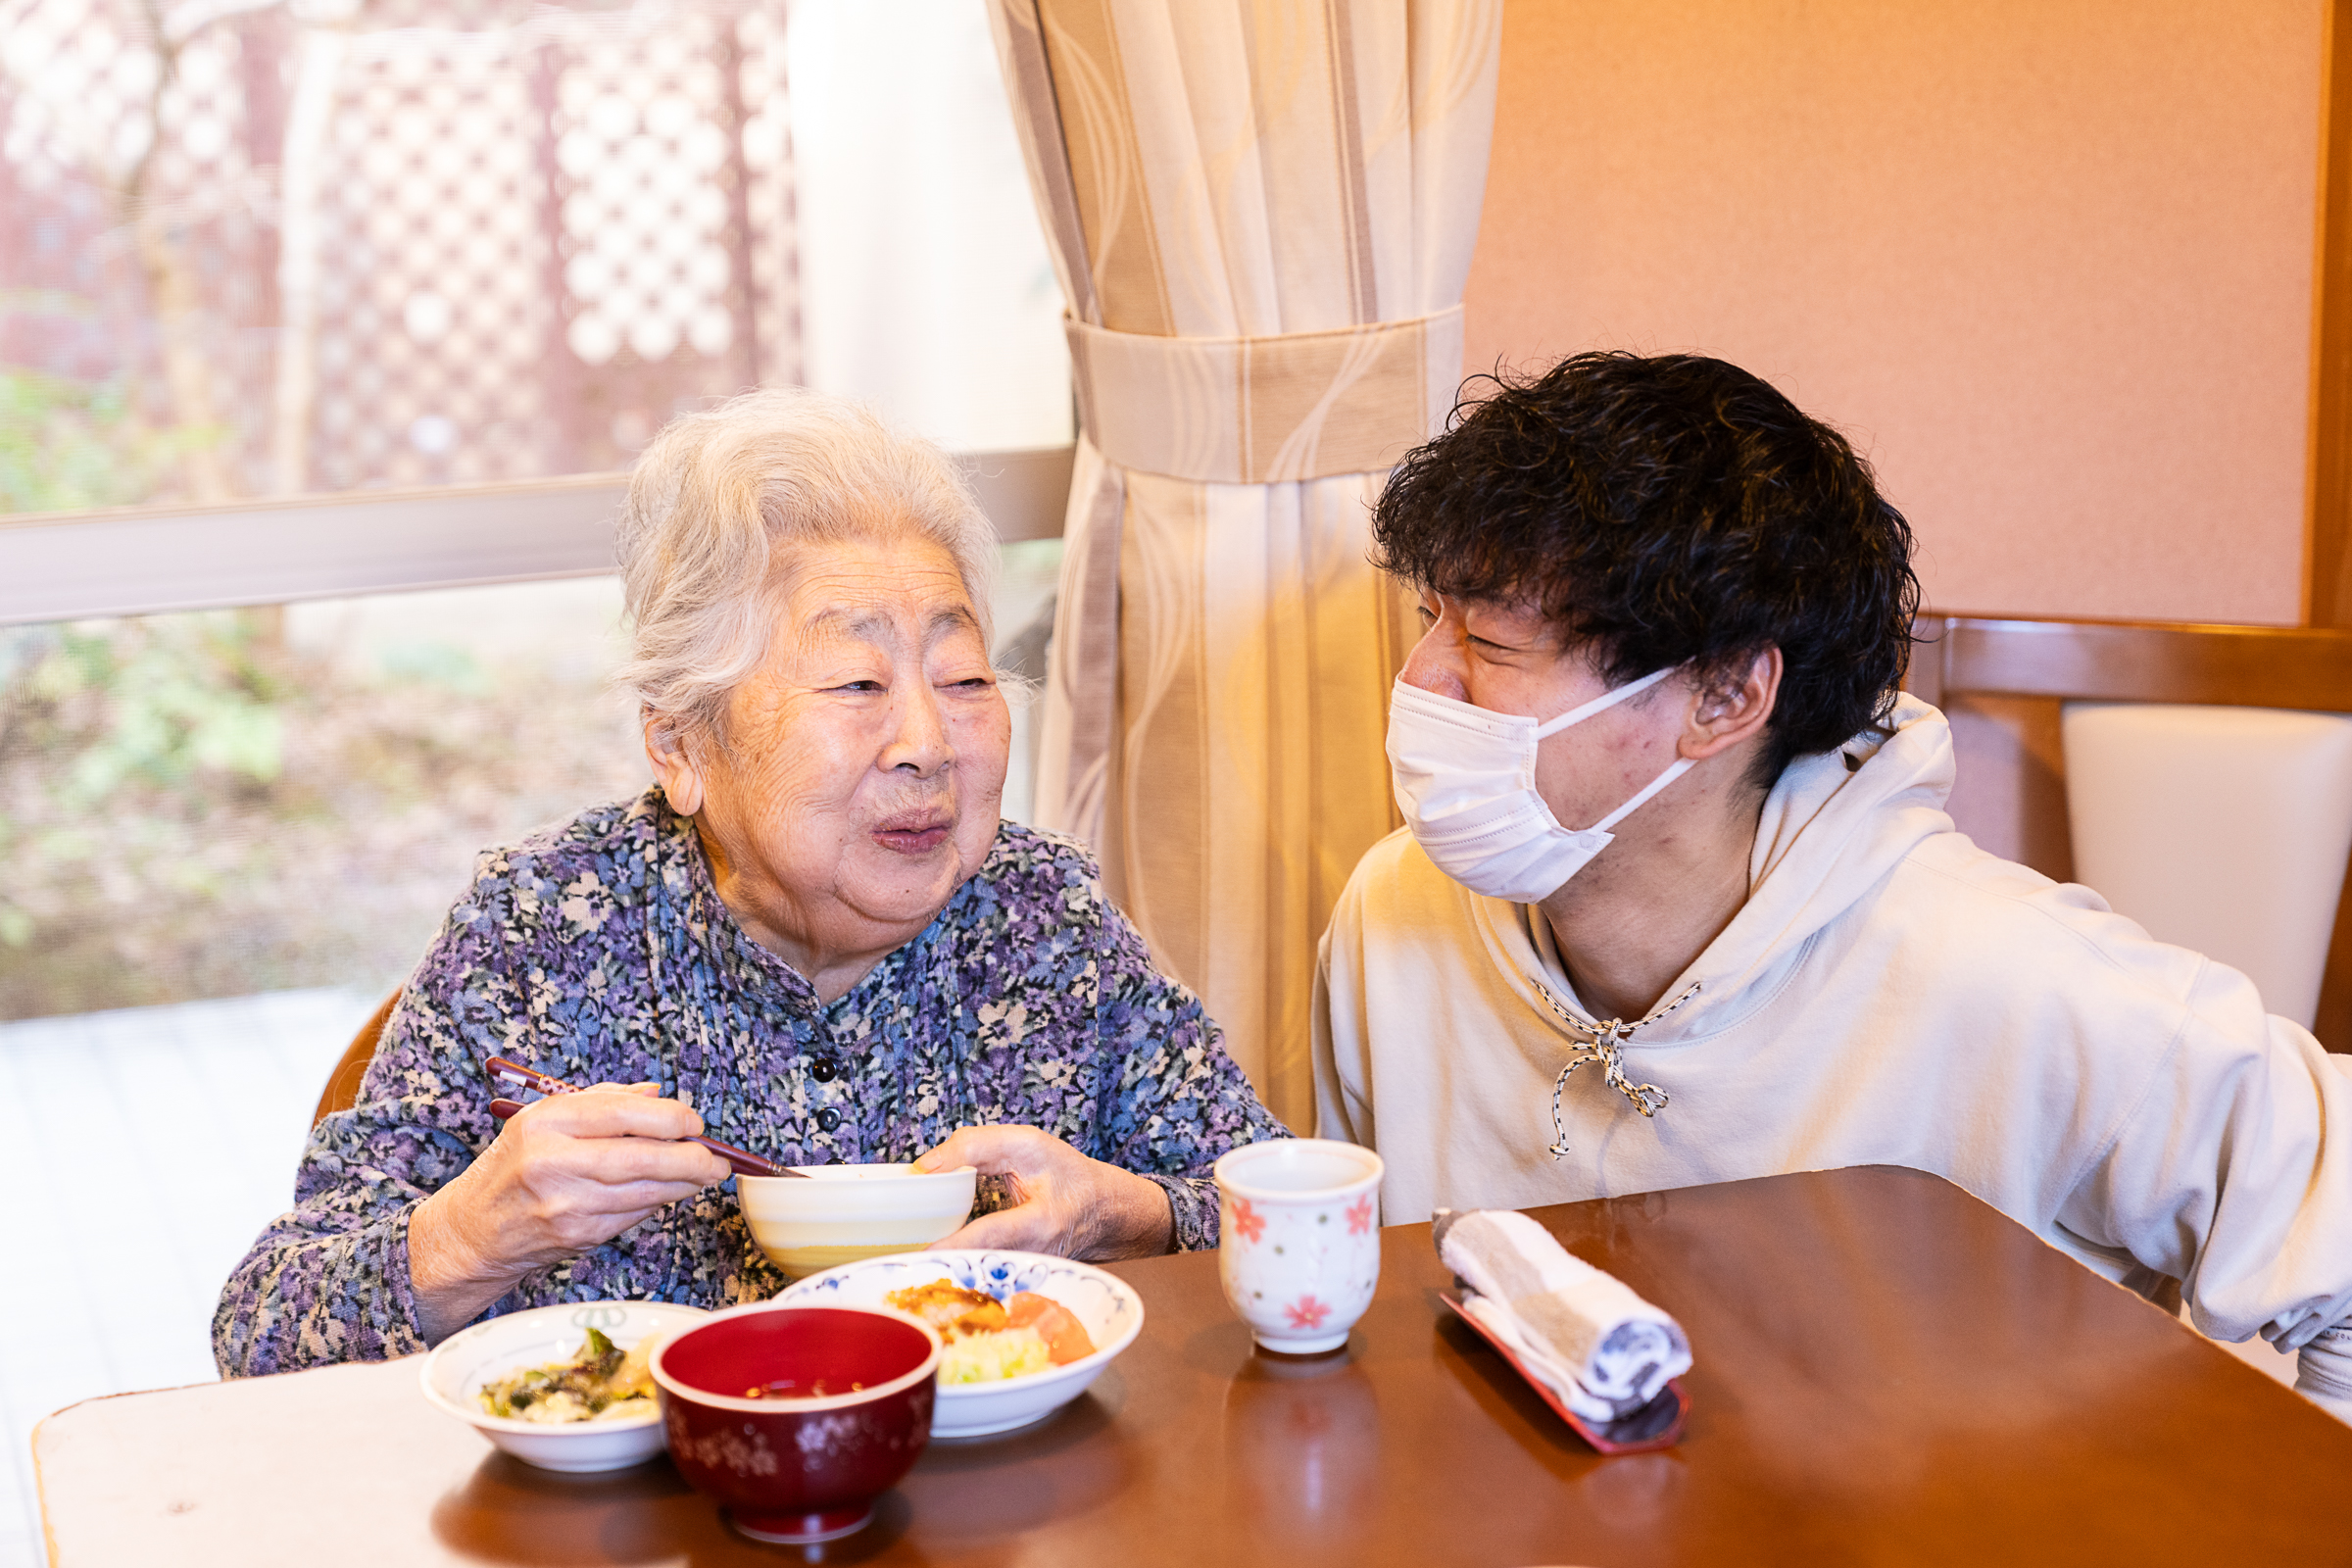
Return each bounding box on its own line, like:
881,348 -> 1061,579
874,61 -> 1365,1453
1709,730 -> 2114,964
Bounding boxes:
643,712 -> 706,816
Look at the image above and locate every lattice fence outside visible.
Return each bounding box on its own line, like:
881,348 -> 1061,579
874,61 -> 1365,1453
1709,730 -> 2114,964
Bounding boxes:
1,0 -> 284,501
0,0 -> 799,508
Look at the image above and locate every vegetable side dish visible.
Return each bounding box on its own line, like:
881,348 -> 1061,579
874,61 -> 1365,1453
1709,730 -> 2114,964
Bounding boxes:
477,1327 -> 658,1423
885,1280 -> 1098,1385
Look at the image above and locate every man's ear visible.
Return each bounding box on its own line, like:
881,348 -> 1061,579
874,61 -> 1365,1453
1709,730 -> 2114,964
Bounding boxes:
643,712 -> 707,816
1682,647 -> 1782,760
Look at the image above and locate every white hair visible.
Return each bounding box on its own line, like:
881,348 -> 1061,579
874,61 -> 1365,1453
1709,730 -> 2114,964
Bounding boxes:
613,387 -> 1000,752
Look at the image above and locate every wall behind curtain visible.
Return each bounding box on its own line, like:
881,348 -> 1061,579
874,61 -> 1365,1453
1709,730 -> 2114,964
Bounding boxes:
1463,0 -> 2328,866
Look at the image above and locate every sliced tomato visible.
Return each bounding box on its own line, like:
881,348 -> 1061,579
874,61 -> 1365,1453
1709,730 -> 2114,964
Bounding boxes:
1004,1292 -> 1098,1364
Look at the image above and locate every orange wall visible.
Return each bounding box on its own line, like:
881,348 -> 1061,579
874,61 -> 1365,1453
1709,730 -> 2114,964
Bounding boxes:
1463,0 -> 2328,628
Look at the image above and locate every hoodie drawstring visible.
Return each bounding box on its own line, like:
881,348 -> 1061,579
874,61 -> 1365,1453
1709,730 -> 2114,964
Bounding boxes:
1526,975 -> 1698,1158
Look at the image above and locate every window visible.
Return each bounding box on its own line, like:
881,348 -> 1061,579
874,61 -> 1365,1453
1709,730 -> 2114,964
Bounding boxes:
4,0 -> 1065,503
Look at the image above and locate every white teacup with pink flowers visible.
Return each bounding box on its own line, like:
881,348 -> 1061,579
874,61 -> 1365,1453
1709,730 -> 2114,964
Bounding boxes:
1213,1139 -> 1385,1354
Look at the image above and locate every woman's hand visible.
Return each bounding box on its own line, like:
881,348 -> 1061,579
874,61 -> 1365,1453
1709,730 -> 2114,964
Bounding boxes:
409,1085 -> 733,1342
913,1124 -> 1174,1260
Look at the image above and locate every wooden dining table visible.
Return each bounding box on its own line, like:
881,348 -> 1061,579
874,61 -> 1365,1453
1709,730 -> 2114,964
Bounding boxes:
35,1165 -> 2352,1565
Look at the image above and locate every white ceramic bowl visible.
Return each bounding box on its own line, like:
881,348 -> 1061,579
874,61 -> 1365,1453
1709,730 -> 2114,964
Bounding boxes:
778,1250 -> 1144,1438
419,1298 -> 713,1472
738,1163 -> 978,1280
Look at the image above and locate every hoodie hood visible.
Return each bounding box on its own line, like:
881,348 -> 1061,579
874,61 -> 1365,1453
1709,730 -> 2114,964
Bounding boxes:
1472,694 -> 1959,1043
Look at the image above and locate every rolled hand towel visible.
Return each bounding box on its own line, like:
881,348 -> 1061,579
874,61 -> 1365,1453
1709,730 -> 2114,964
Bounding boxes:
1434,1207 -> 1691,1425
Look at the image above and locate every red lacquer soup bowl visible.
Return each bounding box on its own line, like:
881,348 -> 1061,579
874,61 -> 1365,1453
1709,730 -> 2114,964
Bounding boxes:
649,1302 -> 942,1544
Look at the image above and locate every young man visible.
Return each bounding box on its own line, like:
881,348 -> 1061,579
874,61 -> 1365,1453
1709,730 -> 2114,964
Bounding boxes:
1312,352 -> 2352,1419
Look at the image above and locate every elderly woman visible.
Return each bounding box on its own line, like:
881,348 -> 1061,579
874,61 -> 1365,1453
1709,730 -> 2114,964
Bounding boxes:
214,390 -> 1287,1377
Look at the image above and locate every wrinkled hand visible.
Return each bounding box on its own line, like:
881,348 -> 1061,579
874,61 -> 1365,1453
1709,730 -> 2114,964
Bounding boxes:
913,1124 -> 1173,1260
410,1084 -> 733,1341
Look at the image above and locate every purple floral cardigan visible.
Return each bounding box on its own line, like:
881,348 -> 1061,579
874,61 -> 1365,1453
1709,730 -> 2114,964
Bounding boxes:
213,789 -> 1287,1377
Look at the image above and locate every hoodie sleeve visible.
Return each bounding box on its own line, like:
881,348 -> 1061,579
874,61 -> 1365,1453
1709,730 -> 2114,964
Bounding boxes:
2294,1063 -> 2352,1419
2054,960 -> 2352,1423
2298,1325 -> 2352,1421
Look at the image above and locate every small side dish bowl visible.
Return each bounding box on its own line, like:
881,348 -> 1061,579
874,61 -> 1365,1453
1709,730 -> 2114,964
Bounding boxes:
651,1302 -> 941,1544
419,1298 -> 712,1473
779,1250 -> 1145,1438
738,1162 -> 978,1279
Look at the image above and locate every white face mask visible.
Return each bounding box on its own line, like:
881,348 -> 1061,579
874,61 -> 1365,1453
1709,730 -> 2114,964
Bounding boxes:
1387,666 -> 1692,904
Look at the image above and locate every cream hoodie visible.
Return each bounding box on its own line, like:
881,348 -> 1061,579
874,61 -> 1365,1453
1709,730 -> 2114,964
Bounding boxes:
1313,695 -> 2352,1413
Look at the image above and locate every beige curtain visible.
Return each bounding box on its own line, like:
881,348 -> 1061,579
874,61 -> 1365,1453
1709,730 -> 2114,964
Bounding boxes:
986,0 -> 1502,1130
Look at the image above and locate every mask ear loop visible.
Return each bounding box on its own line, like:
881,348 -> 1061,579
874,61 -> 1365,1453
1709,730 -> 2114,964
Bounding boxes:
1587,757 -> 1694,835
1531,665 -> 1678,739
1526,975 -> 1699,1158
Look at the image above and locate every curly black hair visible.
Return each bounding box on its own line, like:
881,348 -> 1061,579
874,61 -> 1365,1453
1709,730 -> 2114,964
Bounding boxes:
1371,351 -> 1920,785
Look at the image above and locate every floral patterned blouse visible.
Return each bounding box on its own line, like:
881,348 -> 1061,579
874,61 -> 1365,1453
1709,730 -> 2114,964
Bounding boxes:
213,789 -> 1288,1377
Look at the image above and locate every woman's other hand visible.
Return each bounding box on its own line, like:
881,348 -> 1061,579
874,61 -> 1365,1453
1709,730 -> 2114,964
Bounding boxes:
913,1124 -> 1174,1260
409,1085 -> 733,1341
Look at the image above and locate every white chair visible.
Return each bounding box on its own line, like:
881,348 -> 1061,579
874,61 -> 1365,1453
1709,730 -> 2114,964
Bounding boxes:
2062,703 -> 2352,1030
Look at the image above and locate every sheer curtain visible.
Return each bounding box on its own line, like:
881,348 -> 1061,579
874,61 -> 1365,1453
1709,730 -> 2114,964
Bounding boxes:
986,0 -> 1502,1128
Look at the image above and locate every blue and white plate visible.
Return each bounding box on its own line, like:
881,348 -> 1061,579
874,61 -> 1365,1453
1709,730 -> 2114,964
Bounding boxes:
778,1250 -> 1144,1438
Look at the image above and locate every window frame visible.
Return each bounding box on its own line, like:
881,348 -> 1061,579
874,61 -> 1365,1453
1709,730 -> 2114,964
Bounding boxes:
0,444 -> 1072,625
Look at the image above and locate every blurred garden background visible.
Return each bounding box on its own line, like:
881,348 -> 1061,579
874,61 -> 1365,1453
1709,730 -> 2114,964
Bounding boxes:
0,585 -> 645,1017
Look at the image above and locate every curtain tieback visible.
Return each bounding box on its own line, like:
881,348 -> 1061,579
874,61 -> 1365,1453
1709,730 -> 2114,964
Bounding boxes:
1064,305 -> 1465,485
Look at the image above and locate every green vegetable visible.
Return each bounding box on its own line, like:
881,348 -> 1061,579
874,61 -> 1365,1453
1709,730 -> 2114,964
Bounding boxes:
477,1330 -> 630,1419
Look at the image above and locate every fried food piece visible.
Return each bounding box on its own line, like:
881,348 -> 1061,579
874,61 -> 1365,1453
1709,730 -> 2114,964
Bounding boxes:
887,1281 -> 1007,1338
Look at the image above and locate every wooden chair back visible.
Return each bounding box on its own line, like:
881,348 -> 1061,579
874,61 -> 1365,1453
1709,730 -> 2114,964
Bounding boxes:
1906,614 -> 2352,1052
311,989 -> 402,1128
